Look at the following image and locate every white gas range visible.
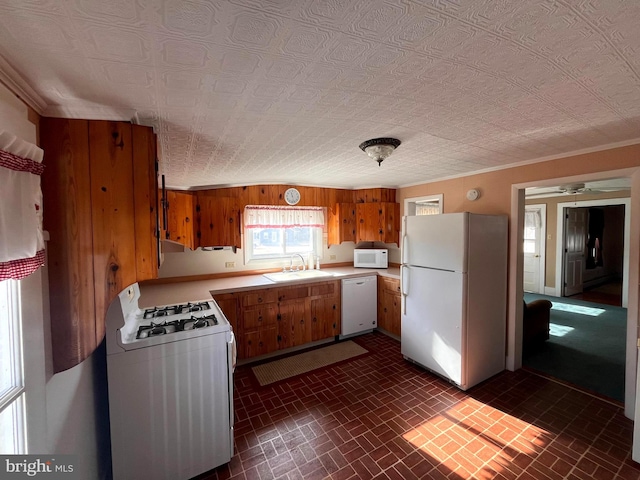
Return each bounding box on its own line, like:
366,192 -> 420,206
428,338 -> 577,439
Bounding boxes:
106,283 -> 235,480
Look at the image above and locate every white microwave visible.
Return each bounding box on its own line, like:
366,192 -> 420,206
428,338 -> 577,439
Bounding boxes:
354,248 -> 388,268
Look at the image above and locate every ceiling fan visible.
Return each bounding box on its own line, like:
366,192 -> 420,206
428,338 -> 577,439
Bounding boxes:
526,182 -> 630,198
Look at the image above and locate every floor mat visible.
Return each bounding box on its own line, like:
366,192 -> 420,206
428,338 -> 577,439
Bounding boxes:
251,340 -> 368,386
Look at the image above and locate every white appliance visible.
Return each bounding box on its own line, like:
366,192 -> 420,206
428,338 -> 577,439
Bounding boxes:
106,284 -> 235,480
400,213 -> 507,390
341,276 -> 377,338
354,248 -> 388,268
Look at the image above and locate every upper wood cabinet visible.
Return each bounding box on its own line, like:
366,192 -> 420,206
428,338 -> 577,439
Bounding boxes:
327,203 -> 356,246
165,190 -> 196,249
41,118 -> 159,372
356,202 -> 400,245
196,194 -> 241,249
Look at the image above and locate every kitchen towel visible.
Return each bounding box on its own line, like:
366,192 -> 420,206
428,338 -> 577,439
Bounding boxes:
0,130 -> 45,280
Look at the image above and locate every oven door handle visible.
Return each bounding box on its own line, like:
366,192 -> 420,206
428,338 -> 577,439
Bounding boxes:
227,329 -> 236,456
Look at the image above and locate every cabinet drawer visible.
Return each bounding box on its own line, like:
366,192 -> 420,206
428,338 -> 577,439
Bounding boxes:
242,289 -> 277,307
379,276 -> 400,294
243,304 -> 278,329
277,285 -> 309,302
309,281 -> 338,297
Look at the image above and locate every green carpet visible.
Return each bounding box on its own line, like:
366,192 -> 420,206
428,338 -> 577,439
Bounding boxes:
523,293 -> 626,402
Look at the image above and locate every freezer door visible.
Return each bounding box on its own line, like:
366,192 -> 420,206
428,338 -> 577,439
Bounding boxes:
401,266 -> 465,385
402,213 -> 468,272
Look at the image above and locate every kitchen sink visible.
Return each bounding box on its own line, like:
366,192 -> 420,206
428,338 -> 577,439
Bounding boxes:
263,270 -> 335,283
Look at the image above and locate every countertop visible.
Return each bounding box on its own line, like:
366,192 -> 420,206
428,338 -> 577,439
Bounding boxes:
138,266 -> 400,308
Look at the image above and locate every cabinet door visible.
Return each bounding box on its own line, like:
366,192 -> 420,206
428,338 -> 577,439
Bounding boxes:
380,202 -> 400,245
243,304 -> 278,330
132,124 -> 159,282
328,203 -> 356,246
212,293 -> 239,332
197,195 -> 241,248
356,203 -> 399,244
310,297 -> 340,341
242,327 -> 277,359
165,190 -> 195,249
389,291 -> 401,336
356,203 -> 382,242
89,121 -> 138,344
278,299 -> 310,349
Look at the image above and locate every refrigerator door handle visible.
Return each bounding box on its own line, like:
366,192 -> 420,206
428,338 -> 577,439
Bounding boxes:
400,265 -> 408,315
401,217 -> 408,265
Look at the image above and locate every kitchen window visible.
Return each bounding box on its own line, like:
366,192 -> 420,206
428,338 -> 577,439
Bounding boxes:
0,279 -> 26,454
244,206 -> 324,263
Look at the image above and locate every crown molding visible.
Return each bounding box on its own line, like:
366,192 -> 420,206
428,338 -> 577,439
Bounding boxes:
0,54 -> 47,114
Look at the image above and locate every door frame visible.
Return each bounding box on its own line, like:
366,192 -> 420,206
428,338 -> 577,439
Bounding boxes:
524,204 -> 546,294
554,198 -> 630,308
507,166 -> 639,422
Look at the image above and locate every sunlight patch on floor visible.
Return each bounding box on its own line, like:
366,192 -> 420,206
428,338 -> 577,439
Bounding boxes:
551,302 -> 605,316
402,399 -> 550,477
549,323 -> 575,337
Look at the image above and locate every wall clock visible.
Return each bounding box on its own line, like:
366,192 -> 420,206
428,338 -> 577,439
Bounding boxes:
284,187 -> 301,205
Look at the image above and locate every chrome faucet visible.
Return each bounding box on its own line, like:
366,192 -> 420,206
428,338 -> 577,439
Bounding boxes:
289,253 -> 307,271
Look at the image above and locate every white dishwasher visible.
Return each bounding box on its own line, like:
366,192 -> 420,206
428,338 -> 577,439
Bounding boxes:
341,276 -> 377,338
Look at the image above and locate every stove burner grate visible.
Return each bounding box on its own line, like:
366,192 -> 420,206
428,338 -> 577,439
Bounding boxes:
135,313 -> 218,339
143,302 -> 211,320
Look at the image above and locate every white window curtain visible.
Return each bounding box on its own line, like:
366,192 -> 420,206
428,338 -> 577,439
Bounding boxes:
244,205 -> 325,229
0,131 -> 45,280
416,202 -> 440,215
524,210 -> 541,229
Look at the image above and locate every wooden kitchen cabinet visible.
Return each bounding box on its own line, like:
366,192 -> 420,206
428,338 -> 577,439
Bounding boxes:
165,190 -> 196,249
356,202 -> 400,245
41,118 -> 159,372
377,276 -> 401,336
228,279 -> 341,360
196,194 -> 241,249
309,280 -> 341,340
278,298 -> 309,350
212,292 -> 239,332
327,203 -> 356,246
244,326 -> 278,359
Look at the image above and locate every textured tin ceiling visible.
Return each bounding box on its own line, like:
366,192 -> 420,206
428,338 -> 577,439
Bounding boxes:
1,1 -> 640,189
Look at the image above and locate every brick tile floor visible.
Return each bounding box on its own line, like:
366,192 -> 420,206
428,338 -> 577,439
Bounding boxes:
198,332 -> 640,480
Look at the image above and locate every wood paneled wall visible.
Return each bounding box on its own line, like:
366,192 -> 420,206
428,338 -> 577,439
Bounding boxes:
186,185 -> 396,208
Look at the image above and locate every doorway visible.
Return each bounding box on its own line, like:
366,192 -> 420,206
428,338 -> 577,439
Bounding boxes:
561,204 -> 626,306
523,204 -> 546,294
555,198 -> 630,308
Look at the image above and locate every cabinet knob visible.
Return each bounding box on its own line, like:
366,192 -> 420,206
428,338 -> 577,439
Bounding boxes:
258,316 -> 262,322
258,297 -> 263,303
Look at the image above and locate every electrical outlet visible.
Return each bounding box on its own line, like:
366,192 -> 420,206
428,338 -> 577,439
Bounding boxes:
329,254 -> 337,260
225,261 -> 235,268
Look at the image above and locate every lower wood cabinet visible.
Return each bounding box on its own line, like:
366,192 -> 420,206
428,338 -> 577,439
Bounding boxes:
378,276 -> 401,336
214,280 -> 341,360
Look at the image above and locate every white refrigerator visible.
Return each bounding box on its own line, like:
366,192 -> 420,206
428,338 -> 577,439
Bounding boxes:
400,212 -> 508,390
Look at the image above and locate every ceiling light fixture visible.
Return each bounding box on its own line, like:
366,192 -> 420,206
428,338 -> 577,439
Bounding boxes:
359,137 -> 401,166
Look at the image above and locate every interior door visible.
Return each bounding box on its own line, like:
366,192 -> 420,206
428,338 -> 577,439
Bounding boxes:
563,207 -> 586,296
523,206 -> 544,293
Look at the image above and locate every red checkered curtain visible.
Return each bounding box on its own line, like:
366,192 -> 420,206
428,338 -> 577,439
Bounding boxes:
0,131 -> 45,281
